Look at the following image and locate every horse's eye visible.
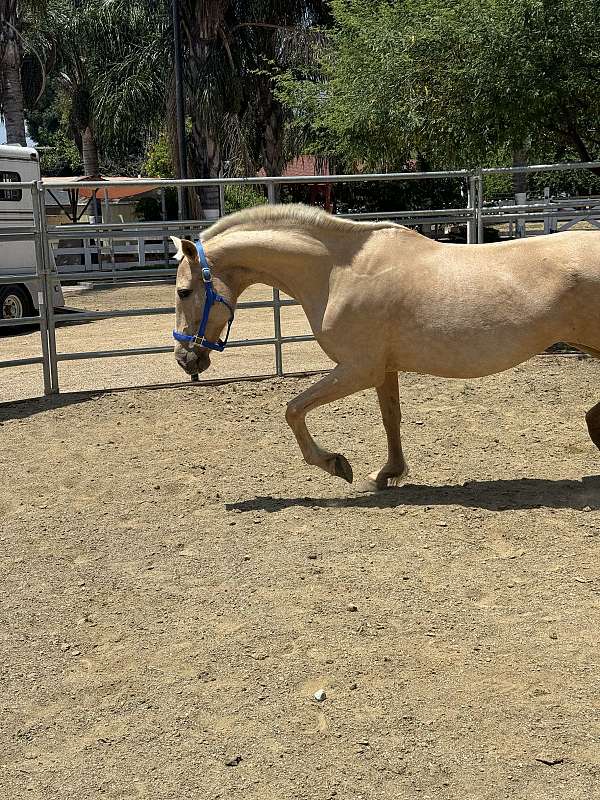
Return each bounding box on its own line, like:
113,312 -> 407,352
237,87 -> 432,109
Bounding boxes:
177,287 -> 192,299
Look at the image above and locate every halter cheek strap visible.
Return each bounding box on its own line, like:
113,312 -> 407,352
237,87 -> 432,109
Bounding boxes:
172,240 -> 234,352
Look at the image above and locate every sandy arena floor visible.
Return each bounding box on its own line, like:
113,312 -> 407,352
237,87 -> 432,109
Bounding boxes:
1,353 -> 599,799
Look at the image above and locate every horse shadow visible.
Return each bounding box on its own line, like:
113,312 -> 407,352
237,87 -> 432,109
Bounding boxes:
227,476 -> 600,513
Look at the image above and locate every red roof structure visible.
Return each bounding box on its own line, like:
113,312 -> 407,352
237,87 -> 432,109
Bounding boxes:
44,175 -> 156,201
280,156 -> 330,178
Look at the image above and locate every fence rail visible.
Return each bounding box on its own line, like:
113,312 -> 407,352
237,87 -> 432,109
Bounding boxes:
2,163 -> 599,400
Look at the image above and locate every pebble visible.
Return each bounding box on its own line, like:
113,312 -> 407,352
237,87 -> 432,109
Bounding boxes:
127,402 -> 135,409
225,755 -> 242,767
582,506 -> 592,512
313,689 -> 327,702
346,604 -> 358,612
349,682 -> 358,690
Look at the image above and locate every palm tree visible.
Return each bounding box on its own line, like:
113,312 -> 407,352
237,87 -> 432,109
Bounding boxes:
179,0 -> 329,211
0,0 -> 45,144
48,0 -> 168,175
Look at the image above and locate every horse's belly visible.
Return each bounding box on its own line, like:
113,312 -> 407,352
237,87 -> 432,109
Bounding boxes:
387,324 -> 558,379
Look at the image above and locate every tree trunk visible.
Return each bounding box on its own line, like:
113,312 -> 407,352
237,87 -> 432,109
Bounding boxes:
1,39 -> 26,145
81,126 -> 101,224
260,103 -> 285,203
81,126 -> 100,176
563,122 -> 600,177
188,120 -> 221,219
256,79 -> 286,203
181,0 -> 228,218
512,144 -> 528,195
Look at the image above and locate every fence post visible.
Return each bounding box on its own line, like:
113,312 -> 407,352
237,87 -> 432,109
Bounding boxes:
103,189 -> 117,280
476,169 -> 484,244
467,175 -> 477,244
34,180 -> 59,394
267,181 -> 284,377
515,191 -> 527,238
31,183 -> 53,396
161,188 -> 170,266
84,237 -> 92,272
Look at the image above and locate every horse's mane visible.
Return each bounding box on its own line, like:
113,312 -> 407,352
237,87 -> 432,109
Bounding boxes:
201,203 -> 402,240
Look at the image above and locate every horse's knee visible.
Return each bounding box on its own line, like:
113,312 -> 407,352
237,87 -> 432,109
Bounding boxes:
585,402 -> 600,449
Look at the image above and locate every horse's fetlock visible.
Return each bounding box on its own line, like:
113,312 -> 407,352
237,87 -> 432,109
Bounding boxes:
285,402 -> 302,425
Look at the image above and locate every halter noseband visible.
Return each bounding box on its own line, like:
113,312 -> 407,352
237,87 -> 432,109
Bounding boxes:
172,240 -> 234,353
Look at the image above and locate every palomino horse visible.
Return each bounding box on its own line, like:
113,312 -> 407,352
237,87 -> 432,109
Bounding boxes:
172,204 -> 600,490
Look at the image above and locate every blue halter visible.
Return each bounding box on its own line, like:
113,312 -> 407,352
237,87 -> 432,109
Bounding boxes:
172,240 -> 234,352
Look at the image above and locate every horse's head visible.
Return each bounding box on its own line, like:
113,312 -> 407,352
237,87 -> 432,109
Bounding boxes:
171,236 -> 235,376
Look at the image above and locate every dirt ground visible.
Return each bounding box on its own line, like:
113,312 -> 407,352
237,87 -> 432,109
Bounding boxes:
1,354 -> 599,800
0,283 -> 332,404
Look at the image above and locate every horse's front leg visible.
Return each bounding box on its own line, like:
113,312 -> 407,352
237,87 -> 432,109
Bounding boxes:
285,364 -> 382,483
361,371 -> 409,491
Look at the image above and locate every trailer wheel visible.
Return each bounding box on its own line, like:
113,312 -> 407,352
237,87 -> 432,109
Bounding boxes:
0,285 -> 34,332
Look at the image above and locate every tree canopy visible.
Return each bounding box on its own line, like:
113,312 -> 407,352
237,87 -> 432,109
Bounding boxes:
279,0 -> 600,169
3,0 -> 599,198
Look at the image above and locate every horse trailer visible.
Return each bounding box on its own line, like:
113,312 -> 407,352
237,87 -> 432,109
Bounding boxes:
0,145 -> 64,324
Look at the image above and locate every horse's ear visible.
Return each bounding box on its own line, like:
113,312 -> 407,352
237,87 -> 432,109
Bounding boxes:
170,236 -> 198,263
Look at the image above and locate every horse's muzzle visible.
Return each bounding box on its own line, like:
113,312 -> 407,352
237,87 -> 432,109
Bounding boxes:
175,345 -> 211,375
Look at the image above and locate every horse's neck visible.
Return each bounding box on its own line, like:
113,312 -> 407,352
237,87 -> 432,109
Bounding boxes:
209,227 -> 334,304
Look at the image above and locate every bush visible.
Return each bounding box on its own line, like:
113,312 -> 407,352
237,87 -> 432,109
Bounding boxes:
224,185 -> 268,214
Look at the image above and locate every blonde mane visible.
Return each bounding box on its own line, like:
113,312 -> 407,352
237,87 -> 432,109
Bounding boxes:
201,203 -> 402,240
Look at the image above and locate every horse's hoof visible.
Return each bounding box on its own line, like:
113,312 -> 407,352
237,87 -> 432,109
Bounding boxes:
332,454 -> 353,483
355,477 -> 380,493
355,477 -> 406,493
358,464 -> 409,492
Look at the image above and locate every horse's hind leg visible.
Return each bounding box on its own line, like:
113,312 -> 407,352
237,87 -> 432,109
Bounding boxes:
586,402 -> 600,450
360,371 -> 409,491
567,343 -> 600,450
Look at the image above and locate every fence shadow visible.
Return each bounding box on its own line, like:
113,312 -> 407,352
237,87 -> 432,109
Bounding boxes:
0,383 -> 189,422
228,476 -> 600,513
0,371 -> 305,423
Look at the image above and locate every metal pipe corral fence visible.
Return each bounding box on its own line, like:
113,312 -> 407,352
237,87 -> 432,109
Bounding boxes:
2,162 -> 599,401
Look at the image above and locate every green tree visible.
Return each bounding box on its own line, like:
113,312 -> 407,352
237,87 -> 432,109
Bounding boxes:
142,130 -> 174,179
279,0 -> 600,172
